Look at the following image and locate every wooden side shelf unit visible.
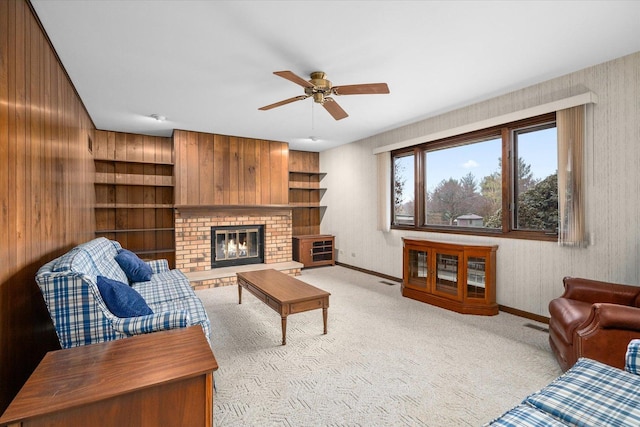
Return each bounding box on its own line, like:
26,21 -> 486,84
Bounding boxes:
402,238 -> 498,315
293,234 -> 335,268
0,327 -> 218,427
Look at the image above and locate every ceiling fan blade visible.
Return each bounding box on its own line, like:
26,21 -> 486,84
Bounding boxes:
322,98 -> 348,120
273,71 -> 314,88
258,95 -> 309,111
333,83 -> 390,96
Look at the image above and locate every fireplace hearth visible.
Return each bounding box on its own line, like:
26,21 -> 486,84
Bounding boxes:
211,225 -> 264,268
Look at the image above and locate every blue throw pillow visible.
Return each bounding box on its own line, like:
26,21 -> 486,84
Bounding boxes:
115,249 -> 153,282
96,276 -> 153,318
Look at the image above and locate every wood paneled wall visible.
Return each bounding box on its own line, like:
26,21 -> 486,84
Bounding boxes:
174,130 -> 289,206
0,0 -> 96,413
94,130 -> 173,163
289,150 -> 320,173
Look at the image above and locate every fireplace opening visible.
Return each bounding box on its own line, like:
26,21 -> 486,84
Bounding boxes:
211,225 -> 264,268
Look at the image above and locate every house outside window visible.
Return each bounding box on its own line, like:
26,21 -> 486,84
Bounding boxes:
424,135 -> 502,229
392,113 -> 558,241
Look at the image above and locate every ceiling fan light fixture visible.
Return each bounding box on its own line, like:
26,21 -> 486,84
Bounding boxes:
150,113 -> 166,122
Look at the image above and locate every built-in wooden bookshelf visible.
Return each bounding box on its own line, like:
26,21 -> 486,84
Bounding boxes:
93,131 -> 175,267
289,151 -> 325,236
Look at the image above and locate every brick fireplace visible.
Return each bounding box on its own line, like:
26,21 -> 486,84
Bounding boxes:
175,207 -> 299,289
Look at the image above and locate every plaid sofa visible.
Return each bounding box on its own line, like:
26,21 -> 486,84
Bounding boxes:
36,237 -> 211,349
485,339 -> 640,426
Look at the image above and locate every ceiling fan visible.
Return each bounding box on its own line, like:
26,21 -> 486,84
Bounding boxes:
259,71 -> 390,120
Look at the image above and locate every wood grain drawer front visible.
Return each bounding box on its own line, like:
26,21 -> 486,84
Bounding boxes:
265,296 -> 282,312
20,375 -> 208,427
291,298 -> 324,314
247,284 -> 267,303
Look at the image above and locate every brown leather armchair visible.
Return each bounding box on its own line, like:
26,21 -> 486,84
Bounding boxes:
548,276 -> 640,371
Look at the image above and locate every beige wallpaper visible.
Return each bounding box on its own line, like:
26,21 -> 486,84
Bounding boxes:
320,51 -> 640,317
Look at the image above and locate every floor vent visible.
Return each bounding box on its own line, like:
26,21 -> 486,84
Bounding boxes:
380,280 -> 398,286
524,323 -> 549,333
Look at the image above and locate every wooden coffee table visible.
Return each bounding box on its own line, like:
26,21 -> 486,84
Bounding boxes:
237,269 -> 330,345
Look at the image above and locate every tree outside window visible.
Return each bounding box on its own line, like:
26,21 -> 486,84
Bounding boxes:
513,125 -> 558,232
424,136 -> 502,229
393,153 -> 414,225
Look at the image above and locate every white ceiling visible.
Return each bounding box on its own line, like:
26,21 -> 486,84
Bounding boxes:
31,1 -> 640,152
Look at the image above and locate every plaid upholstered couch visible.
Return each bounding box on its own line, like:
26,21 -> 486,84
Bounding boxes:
36,237 -> 211,349
486,339 -> 640,426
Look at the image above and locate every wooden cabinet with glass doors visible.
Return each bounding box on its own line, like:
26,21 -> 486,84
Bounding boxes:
402,238 -> 498,315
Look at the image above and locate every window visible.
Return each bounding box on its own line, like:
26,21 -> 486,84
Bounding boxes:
424,136 -> 502,229
512,124 -> 558,232
392,113 -> 558,240
393,152 -> 415,225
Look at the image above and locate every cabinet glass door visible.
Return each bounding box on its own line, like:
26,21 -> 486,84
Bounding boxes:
466,256 -> 487,299
407,249 -> 428,289
312,240 -> 332,261
435,252 -> 460,297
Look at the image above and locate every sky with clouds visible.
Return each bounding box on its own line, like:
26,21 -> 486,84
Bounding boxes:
424,127 -> 557,193
395,127 -> 557,204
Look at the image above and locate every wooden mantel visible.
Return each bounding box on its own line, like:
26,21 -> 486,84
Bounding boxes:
175,204 -> 292,211
174,204 -> 293,217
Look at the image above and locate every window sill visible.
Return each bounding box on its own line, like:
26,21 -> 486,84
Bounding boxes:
390,225 -> 558,242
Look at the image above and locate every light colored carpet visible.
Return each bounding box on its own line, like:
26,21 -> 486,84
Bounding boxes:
196,265 -> 562,426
